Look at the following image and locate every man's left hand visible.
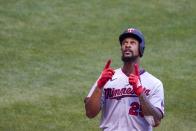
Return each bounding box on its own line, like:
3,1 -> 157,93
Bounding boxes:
129,64 -> 143,96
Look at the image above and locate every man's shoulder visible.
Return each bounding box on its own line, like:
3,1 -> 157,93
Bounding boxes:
113,68 -> 122,74
142,71 -> 163,85
114,68 -> 121,71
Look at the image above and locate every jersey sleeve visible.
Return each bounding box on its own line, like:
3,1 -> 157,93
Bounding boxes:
149,81 -> 165,116
87,81 -> 97,97
87,73 -> 102,97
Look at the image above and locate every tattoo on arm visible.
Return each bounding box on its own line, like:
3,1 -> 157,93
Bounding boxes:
139,93 -> 163,126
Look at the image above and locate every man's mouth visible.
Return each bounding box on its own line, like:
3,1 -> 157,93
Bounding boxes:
124,49 -> 133,55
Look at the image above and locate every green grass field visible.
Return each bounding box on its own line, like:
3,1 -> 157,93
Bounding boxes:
0,0 -> 195,130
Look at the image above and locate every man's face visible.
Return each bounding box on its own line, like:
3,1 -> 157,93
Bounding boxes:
121,37 -> 140,62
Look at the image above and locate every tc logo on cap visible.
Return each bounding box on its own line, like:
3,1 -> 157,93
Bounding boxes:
127,28 -> 135,32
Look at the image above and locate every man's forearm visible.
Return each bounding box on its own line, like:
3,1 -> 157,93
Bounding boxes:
85,87 -> 102,118
139,93 -> 163,126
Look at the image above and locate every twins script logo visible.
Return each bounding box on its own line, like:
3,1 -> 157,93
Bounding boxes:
104,87 -> 150,100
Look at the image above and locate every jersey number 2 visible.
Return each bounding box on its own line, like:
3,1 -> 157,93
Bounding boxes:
129,102 -> 143,117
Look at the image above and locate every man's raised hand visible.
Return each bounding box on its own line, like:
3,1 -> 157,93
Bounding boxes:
129,64 -> 143,96
97,59 -> 115,89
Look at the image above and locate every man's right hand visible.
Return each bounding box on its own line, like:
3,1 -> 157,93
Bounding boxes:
97,59 -> 115,89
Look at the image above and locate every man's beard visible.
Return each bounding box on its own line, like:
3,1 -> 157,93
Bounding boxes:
121,55 -> 137,62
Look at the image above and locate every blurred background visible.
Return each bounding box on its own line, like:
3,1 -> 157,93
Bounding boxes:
0,0 -> 195,130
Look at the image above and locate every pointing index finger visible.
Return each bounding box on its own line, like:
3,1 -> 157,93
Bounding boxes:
104,59 -> 112,70
134,64 -> 140,77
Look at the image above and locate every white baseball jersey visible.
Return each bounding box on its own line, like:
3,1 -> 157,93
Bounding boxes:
87,68 -> 164,131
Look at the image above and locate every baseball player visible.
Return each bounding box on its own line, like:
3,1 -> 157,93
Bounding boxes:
84,28 -> 164,131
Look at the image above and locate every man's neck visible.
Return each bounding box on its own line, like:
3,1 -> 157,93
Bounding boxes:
122,59 -> 140,76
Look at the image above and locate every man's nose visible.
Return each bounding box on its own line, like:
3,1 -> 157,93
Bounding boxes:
125,43 -> 131,48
